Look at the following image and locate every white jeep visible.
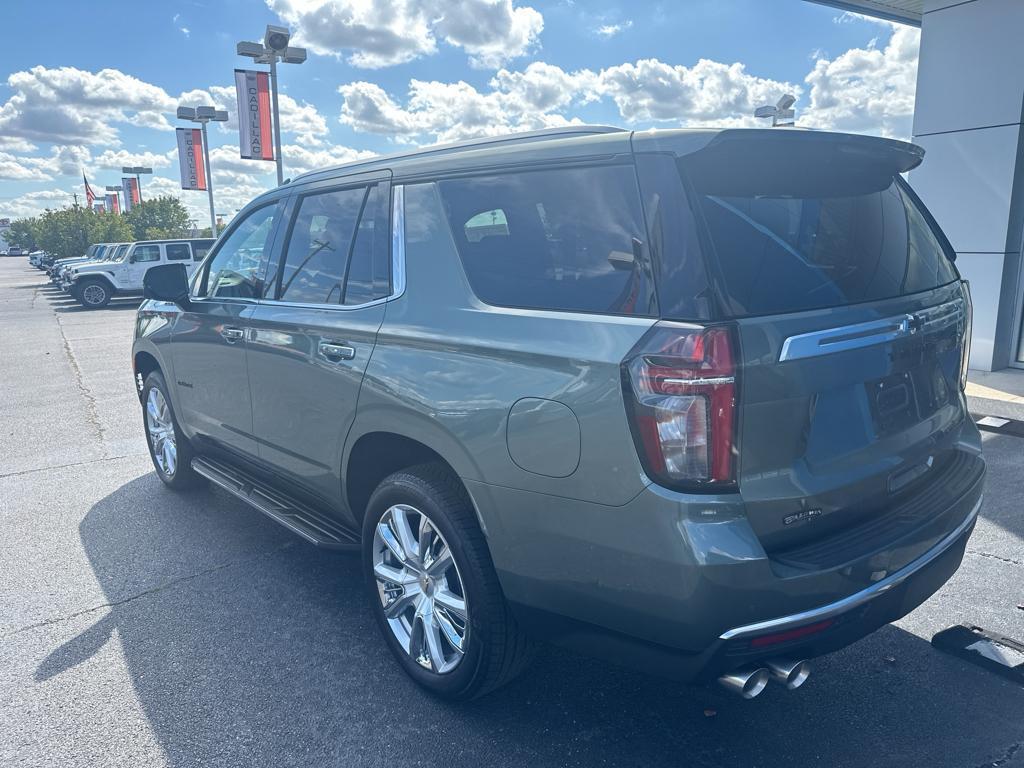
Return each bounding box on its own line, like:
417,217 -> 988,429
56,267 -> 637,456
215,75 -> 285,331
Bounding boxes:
68,238 -> 215,308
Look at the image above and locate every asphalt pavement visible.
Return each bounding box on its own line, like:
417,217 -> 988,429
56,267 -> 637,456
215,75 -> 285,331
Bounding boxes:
1,258 -> 1022,768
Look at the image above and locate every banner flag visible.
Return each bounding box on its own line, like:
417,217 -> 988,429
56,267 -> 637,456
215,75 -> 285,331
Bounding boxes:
105,194 -> 120,214
122,177 -> 141,211
93,202 -> 105,213
234,69 -> 274,161
176,127 -> 207,190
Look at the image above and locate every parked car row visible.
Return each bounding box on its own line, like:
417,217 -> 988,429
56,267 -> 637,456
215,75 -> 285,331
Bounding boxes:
32,238 -> 215,308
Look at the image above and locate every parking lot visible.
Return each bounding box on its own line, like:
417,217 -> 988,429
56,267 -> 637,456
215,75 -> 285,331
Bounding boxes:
1,256 -> 1022,768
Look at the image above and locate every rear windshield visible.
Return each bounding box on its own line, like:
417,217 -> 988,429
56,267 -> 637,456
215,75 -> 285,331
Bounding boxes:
682,155 -> 958,317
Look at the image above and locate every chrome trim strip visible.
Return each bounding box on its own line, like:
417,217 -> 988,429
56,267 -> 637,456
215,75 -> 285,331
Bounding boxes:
661,376 -> 735,386
391,184 -> 406,299
718,495 -> 981,641
778,299 -> 964,362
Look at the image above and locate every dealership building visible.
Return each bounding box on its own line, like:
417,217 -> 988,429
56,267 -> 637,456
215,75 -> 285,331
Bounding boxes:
810,0 -> 1024,371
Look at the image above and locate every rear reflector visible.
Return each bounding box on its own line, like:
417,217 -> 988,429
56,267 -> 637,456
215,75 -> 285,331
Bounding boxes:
749,620 -> 834,649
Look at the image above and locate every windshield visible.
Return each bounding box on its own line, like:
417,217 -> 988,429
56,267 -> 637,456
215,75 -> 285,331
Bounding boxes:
93,246 -> 106,260
683,159 -> 958,317
111,244 -> 130,262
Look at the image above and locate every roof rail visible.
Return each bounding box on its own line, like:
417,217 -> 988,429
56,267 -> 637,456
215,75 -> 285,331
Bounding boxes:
291,125 -> 626,184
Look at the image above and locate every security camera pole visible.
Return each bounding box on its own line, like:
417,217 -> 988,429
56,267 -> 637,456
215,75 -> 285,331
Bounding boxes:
237,25 -> 307,185
177,105 -> 229,235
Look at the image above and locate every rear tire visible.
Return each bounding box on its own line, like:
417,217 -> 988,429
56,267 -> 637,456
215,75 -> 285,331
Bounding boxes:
142,372 -> 201,490
361,463 -> 536,700
75,278 -> 112,308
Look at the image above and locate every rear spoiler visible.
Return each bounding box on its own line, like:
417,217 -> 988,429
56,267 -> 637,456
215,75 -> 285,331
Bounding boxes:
678,129 -> 925,199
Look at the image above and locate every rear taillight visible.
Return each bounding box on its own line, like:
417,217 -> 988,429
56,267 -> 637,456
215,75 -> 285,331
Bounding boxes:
959,280 -> 972,391
622,323 -> 738,490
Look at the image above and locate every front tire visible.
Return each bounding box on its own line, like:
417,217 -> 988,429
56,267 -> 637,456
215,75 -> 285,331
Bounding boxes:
362,464 -> 536,700
75,278 -> 112,308
142,372 -> 201,490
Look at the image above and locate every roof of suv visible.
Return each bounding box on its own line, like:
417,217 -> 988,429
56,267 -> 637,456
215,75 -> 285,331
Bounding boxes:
266,125 -> 922,201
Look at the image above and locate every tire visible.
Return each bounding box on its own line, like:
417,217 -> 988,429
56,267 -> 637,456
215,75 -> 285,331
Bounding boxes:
141,371 -> 201,490
362,463 -> 536,700
75,278 -> 113,308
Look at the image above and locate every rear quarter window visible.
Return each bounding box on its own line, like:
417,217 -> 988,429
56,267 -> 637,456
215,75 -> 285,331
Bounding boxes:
436,164 -> 656,316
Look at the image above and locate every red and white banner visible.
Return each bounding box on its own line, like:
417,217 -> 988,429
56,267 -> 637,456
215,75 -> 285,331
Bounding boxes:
93,202 -> 105,213
234,69 -> 274,161
122,177 -> 141,211
105,194 -> 120,214
176,127 -> 207,191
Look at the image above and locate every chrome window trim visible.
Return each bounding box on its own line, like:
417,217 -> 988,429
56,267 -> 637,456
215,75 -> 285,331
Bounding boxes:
391,184 -> 406,300
779,298 -> 965,362
719,495 -> 982,642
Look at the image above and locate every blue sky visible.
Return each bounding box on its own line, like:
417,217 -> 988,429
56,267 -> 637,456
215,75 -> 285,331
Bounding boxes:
0,0 -> 919,223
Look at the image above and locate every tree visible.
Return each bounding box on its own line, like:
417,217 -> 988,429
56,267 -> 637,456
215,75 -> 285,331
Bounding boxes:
123,196 -> 191,240
7,205 -> 133,260
5,217 -> 39,251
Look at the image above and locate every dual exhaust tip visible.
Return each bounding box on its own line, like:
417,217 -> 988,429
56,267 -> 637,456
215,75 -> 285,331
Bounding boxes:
718,659 -> 810,699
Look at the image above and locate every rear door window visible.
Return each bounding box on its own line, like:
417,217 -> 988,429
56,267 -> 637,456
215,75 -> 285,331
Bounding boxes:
166,243 -> 191,261
682,156 -> 958,317
436,164 -> 655,316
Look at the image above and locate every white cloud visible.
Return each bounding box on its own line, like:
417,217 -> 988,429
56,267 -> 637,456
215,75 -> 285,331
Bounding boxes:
339,57 -> 799,142
596,20 -> 632,38
267,0 -> 543,68
802,23 -> 919,137
94,149 -> 174,171
0,65 -> 176,145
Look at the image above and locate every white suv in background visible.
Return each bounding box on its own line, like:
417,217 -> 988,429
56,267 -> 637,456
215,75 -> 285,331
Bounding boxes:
68,238 -> 215,308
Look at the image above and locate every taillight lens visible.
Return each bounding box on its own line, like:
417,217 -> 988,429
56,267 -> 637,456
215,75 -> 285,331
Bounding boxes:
959,280 -> 972,391
622,323 -> 738,489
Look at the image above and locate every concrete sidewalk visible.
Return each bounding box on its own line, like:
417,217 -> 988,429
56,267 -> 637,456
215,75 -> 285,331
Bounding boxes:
967,368 -> 1024,421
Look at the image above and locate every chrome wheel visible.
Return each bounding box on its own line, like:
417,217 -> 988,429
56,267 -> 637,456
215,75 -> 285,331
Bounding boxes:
145,387 -> 177,478
81,283 -> 106,305
372,504 -> 469,674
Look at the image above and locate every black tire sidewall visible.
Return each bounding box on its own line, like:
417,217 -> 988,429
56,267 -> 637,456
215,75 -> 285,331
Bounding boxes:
361,473 -> 490,699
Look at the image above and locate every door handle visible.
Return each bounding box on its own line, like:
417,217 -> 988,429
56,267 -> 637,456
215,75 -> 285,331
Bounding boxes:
318,341 -> 356,361
221,327 -> 245,342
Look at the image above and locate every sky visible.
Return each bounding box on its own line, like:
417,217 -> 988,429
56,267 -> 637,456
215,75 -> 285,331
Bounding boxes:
0,0 -> 921,225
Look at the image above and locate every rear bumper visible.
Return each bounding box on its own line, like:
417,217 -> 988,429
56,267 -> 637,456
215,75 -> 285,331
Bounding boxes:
469,441 -> 984,682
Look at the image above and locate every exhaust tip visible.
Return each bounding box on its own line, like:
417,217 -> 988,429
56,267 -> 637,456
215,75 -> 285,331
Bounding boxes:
766,658 -> 810,690
718,667 -> 770,699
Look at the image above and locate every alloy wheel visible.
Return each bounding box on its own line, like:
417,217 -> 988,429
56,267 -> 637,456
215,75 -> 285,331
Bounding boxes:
372,504 -> 469,674
145,387 -> 177,477
82,283 -> 106,305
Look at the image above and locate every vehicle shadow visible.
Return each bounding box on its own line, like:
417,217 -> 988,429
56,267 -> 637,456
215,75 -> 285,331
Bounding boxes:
57,475 -> 1023,768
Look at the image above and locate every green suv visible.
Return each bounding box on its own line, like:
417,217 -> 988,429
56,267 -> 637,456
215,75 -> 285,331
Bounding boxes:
133,126 -> 984,701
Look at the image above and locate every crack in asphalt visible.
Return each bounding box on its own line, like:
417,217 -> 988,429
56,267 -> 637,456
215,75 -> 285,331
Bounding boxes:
967,549 -> 1023,567
0,542 -> 295,640
55,311 -> 107,446
0,453 -> 145,480
974,740 -> 1023,768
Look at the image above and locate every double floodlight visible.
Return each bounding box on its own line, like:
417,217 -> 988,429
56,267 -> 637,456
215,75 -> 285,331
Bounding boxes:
177,106 -> 228,122
237,24 -> 307,64
754,94 -> 797,127
122,166 -> 152,175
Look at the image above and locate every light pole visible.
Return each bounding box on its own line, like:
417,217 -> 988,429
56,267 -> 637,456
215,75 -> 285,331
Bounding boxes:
237,25 -> 307,185
121,166 -> 152,203
754,94 -> 797,127
177,105 -> 228,235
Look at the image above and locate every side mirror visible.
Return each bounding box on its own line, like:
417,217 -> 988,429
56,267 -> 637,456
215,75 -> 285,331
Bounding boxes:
143,263 -> 191,308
